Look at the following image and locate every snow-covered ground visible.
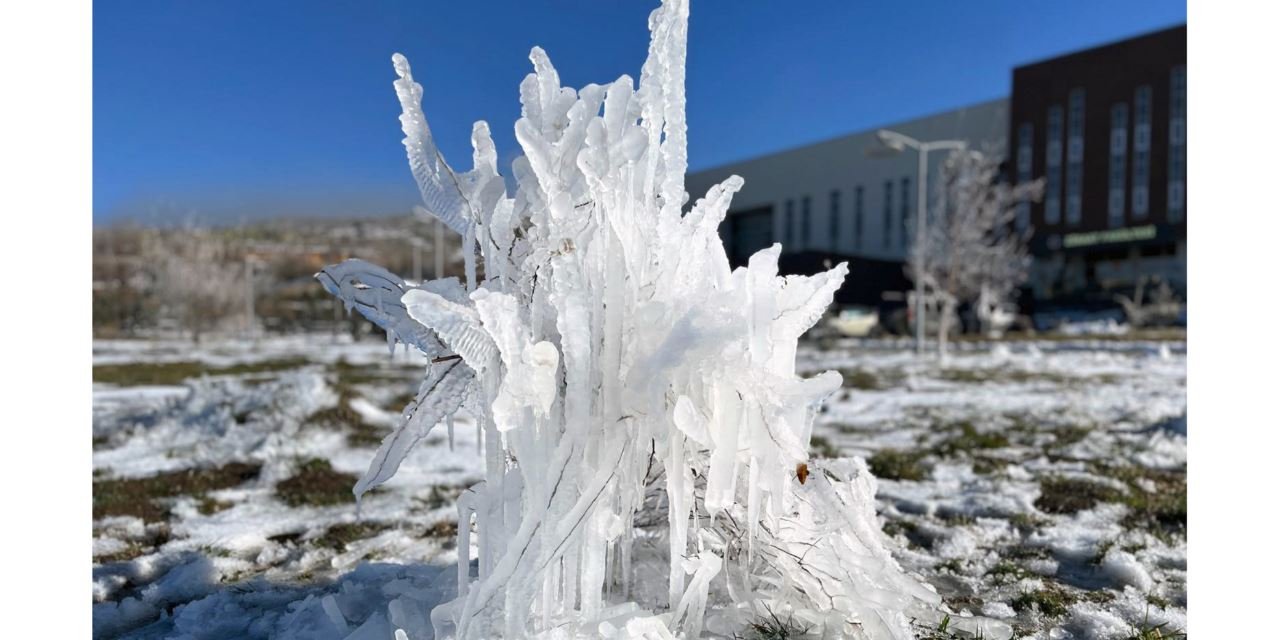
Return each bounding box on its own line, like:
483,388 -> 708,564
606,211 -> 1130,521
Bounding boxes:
92,334 -> 1185,639
803,338 -> 1186,639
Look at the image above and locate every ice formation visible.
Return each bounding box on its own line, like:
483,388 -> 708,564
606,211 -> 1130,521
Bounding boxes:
316,1 -> 1008,637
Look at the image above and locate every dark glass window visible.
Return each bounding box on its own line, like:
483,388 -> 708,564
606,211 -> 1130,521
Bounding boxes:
784,199 -> 794,246
854,186 -> 864,250
882,181 -> 893,248
801,196 -> 811,248
900,177 -> 911,248
829,190 -> 840,251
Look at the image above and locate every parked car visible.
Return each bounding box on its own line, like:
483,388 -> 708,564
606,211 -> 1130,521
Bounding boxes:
826,306 -> 880,337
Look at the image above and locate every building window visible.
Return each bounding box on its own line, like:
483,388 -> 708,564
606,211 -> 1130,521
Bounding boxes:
1065,88 -> 1085,226
784,199 -> 794,247
801,195 -> 811,248
883,180 -> 893,249
829,190 -> 841,252
1016,122 -> 1033,231
1108,103 -> 1128,228
1045,105 -> 1064,225
1132,85 -> 1152,218
900,177 -> 911,248
1168,66 -> 1186,222
854,185 -> 864,250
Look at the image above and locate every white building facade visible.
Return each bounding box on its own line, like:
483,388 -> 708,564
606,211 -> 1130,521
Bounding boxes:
685,99 -> 1010,268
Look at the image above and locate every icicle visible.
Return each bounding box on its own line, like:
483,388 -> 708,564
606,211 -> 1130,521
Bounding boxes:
458,489 -> 478,593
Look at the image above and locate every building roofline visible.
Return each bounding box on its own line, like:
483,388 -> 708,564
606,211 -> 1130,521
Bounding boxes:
1012,23 -> 1186,72
687,95 -> 1009,175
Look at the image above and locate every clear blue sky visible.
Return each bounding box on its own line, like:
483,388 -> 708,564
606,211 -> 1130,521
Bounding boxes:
94,1 -> 1186,224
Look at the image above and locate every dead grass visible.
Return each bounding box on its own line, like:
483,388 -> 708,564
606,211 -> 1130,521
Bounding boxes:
303,403 -> 386,448
867,449 -> 930,481
275,458 -> 360,508
312,521 -> 390,551
93,358 -> 309,387
1034,476 -> 1125,515
93,462 -> 261,521
1012,584 -> 1077,617
937,367 -> 1118,387
1094,464 -> 1187,539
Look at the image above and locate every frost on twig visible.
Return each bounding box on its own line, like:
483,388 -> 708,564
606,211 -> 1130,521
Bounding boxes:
316,1 -> 1010,638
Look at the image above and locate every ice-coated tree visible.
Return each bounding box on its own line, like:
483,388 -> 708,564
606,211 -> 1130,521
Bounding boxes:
909,149 -> 1042,356
317,1 -> 1012,638
144,224 -> 248,342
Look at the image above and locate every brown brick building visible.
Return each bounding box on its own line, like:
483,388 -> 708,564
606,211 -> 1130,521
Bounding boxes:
1009,25 -> 1186,304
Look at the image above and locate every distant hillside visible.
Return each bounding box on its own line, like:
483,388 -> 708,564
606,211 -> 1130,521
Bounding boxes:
93,215 -> 465,338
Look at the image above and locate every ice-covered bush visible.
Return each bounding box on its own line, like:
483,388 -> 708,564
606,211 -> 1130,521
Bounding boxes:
317,1 -> 1009,637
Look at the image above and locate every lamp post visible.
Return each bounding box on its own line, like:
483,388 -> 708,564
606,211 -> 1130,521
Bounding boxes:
869,129 -> 967,354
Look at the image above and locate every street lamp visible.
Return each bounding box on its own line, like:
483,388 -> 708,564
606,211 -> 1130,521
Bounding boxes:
868,129 -> 967,354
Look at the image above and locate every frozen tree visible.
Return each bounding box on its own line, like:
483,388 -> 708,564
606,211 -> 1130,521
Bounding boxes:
909,150 -> 1042,355
144,225 -> 248,342
316,2 -> 1012,638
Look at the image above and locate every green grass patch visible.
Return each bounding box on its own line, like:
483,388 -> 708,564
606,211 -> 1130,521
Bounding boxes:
1126,624 -> 1185,640
1012,585 -> 1077,618
744,606 -> 811,639
986,559 -> 1033,585
839,368 -> 889,390
911,613 -> 983,640
1126,611 -> 1185,640
275,458 -> 360,508
1092,464 -> 1187,539
934,422 -> 1010,457
93,462 -> 261,521
1034,476 -> 1125,515
1052,425 -> 1092,447
971,455 -> 1009,476
867,449 -> 930,481
1008,513 -> 1050,534
882,518 -> 918,539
